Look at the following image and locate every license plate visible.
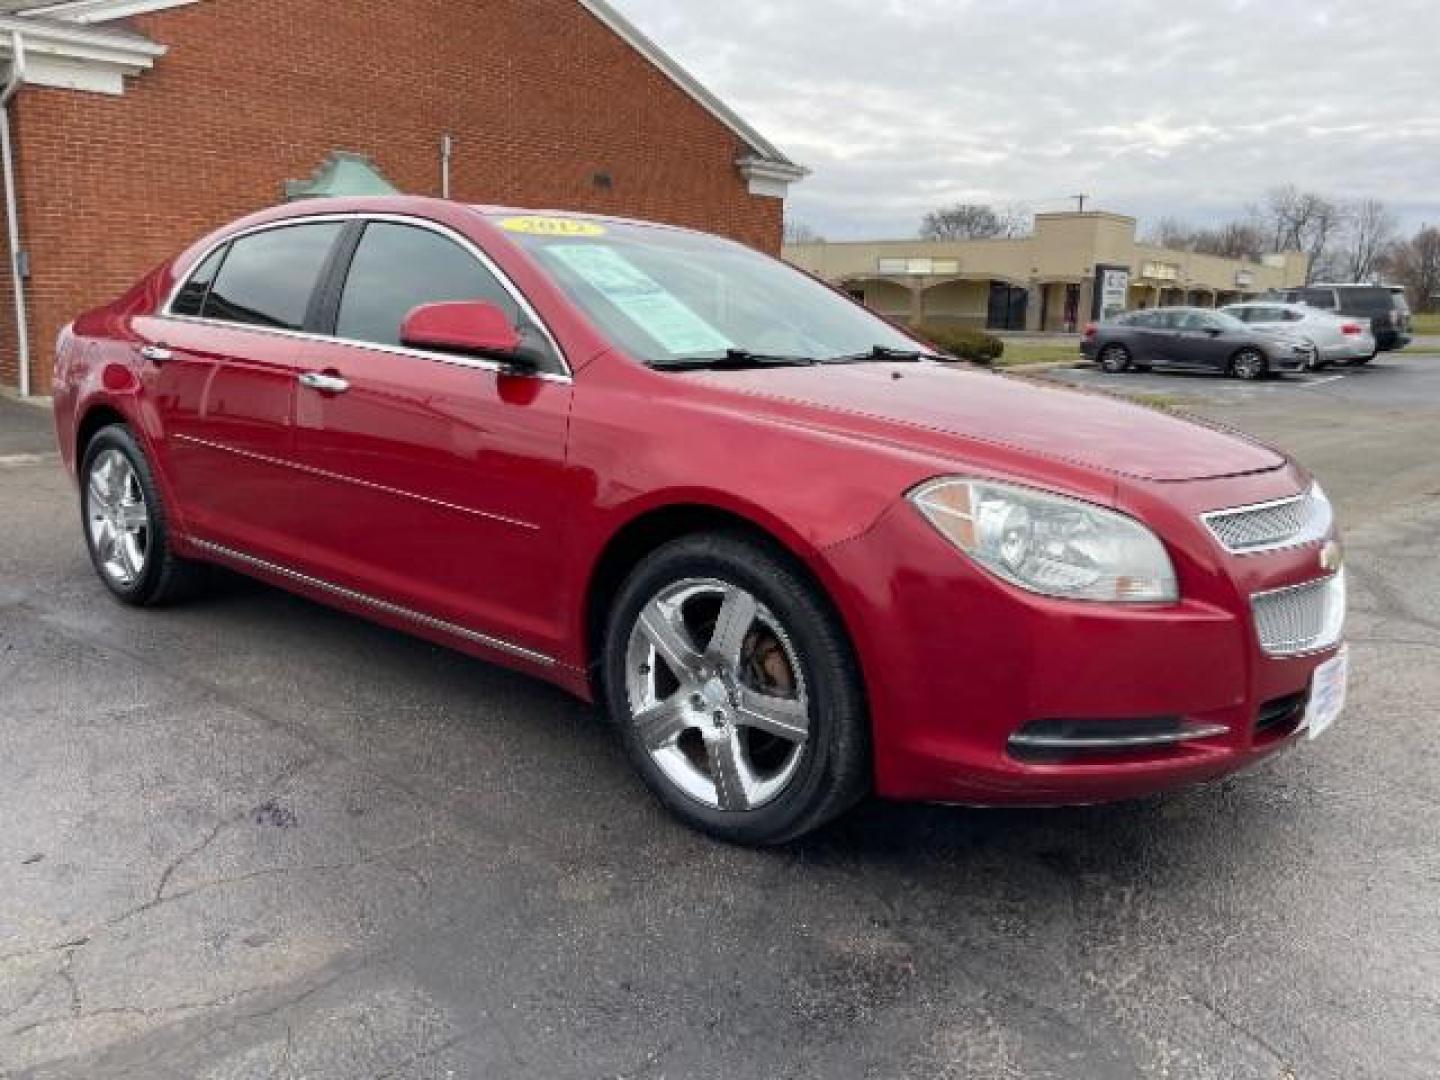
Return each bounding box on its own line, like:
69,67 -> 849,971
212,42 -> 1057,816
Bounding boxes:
1304,645 -> 1348,741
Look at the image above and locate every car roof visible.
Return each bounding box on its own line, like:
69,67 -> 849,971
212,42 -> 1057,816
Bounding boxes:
207,195 -> 715,242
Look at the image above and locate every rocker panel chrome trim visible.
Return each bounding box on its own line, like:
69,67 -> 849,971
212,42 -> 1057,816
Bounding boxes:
190,538 -> 557,667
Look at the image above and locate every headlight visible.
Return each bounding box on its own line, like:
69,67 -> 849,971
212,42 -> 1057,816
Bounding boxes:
909,478 -> 1178,603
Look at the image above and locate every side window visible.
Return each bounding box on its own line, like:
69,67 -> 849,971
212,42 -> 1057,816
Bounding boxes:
335,222 -> 521,348
1229,308 -> 1253,323
1302,288 -> 1336,310
171,245 -> 227,317
1284,309 -> 1304,322
203,222 -> 344,330
1153,311 -> 1183,330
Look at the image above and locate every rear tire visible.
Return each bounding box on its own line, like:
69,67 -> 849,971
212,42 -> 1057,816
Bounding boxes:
80,425 -> 206,606
1098,343 -> 1132,374
1229,347 -> 1268,381
601,532 -> 869,845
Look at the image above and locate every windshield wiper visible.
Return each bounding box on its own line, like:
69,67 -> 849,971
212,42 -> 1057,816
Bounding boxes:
823,345 -> 935,365
652,349 -> 817,371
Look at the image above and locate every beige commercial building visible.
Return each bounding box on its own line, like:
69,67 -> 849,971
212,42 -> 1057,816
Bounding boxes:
785,211 -> 1310,333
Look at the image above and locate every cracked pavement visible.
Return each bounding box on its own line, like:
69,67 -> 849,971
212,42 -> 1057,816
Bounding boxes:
1,360 -> 1438,1078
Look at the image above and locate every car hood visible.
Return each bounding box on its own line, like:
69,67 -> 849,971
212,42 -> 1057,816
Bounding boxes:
690,362 -> 1286,483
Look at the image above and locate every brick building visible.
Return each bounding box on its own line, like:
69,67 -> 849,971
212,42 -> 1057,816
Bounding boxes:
0,0 -> 805,395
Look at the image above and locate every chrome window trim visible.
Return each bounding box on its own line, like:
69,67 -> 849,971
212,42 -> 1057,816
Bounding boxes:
190,538 -> 557,668
1201,489 -> 1317,556
157,211 -> 573,382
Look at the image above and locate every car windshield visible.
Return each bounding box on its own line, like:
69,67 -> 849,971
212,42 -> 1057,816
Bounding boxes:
490,214 -> 929,368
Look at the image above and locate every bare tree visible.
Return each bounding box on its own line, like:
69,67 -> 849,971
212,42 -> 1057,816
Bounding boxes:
1389,227 -> 1440,312
995,202 -> 1033,238
1340,198 -> 1398,282
1143,216 -> 1196,250
1256,186 -> 1346,281
1195,221 -> 1266,260
782,218 -> 825,245
1144,216 -> 1264,259
920,204 -> 1006,241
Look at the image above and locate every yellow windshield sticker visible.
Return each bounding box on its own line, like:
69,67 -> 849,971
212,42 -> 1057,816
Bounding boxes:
499,216 -> 607,238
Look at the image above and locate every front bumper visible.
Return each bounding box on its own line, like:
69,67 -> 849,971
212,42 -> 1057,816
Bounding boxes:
822,470 -> 1343,805
1266,342 -> 1310,370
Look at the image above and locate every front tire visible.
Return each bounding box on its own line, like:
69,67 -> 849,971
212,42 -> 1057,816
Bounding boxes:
80,425 -> 204,606
1230,347 -> 1268,381
601,532 -> 869,844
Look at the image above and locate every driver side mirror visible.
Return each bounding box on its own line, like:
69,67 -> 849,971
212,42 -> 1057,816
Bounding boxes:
400,300 -> 540,371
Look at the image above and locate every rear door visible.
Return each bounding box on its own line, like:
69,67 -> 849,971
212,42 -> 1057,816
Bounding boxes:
137,220 -> 346,562
1119,310 -> 1166,363
286,218 -> 575,659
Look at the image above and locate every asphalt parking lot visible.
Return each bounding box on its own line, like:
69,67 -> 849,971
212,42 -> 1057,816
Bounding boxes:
1049,348 -> 1440,410
3,355 -> 1439,1078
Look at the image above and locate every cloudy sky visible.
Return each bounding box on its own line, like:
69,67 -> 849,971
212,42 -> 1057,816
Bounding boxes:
611,0 -> 1440,240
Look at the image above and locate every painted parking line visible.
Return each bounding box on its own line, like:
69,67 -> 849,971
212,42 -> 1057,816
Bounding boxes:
1300,374 -> 1347,388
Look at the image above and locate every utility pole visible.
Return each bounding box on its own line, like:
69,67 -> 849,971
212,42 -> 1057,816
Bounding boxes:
1072,193 -> 1089,213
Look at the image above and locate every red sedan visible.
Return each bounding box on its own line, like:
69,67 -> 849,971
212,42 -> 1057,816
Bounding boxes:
52,197 -> 1348,843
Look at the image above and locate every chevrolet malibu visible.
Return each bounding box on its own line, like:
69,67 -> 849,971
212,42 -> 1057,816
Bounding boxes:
53,198 -> 1348,844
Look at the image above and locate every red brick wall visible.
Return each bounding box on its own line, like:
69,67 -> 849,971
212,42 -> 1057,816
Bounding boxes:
1,0 -> 785,393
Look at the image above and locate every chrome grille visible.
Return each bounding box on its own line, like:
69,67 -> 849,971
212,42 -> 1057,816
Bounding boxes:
1251,571 -> 1346,657
1203,488 -> 1329,553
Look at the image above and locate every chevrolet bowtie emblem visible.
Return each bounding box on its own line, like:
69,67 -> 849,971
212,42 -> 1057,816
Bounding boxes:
1319,540 -> 1343,573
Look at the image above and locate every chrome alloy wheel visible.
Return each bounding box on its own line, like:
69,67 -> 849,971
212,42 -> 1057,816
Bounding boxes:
624,578 -> 811,811
86,448 -> 150,588
1232,347 -> 1267,380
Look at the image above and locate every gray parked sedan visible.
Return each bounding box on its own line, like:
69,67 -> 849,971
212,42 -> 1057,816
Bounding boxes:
1081,307 -> 1314,380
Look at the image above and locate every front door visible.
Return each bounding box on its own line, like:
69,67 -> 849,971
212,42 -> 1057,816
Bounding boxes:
986,282 -> 1027,330
287,219 -> 575,659
139,220 -> 346,563
1170,311 -> 1235,371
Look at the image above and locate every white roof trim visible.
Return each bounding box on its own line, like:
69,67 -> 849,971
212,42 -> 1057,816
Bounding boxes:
0,12 -> 165,94
576,0 -> 804,173
20,0 -> 199,23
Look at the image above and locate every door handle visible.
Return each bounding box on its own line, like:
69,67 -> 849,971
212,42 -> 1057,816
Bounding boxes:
298,371 -> 350,394
139,344 -> 174,364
